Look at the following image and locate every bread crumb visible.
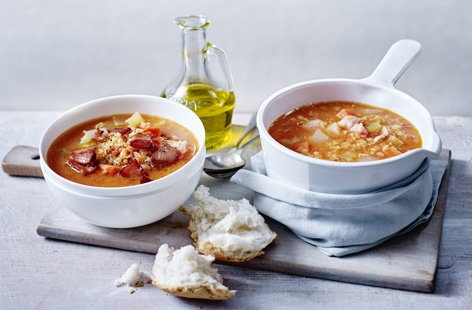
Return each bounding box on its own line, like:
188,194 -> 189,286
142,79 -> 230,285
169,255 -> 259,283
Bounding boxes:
114,263 -> 141,287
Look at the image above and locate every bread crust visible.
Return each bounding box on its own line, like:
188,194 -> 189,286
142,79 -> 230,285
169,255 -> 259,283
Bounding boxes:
151,278 -> 235,300
180,206 -> 277,262
198,240 -> 266,262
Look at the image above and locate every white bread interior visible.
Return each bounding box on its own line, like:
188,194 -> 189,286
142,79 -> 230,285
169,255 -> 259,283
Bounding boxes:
113,263 -> 141,287
151,244 -> 236,300
180,185 -> 277,262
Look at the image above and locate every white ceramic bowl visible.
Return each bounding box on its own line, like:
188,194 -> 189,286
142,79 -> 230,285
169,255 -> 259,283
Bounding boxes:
39,95 -> 205,228
257,40 -> 442,194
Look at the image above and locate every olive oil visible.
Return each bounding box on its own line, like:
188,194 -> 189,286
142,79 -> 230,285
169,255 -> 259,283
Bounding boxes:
164,84 -> 235,149
162,16 -> 236,150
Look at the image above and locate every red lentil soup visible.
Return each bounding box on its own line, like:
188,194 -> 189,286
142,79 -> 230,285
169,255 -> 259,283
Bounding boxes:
268,101 -> 422,162
47,112 -> 198,187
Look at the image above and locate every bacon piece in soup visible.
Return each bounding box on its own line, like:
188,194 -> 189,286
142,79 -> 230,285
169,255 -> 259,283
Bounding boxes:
67,158 -> 98,175
111,127 -> 132,135
143,127 -> 161,138
47,113 -> 198,187
69,146 -> 97,165
140,176 -> 152,184
95,128 -> 109,142
152,142 -> 182,166
130,137 -> 157,149
120,158 -> 145,178
99,164 -> 121,175
67,146 -> 99,175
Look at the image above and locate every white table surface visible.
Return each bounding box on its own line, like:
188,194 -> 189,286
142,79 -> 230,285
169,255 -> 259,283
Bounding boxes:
0,111 -> 471,309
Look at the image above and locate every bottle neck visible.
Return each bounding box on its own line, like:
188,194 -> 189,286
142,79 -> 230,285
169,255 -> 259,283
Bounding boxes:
181,29 -> 208,83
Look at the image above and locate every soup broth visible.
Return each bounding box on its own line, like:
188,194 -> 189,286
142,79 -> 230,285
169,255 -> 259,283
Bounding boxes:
268,101 -> 421,162
47,113 -> 198,187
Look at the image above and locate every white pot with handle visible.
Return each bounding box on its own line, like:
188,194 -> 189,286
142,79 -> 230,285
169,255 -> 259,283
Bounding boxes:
257,40 -> 441,194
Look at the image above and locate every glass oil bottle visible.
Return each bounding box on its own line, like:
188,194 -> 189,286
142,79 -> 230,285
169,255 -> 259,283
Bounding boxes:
162,15 -> 236,150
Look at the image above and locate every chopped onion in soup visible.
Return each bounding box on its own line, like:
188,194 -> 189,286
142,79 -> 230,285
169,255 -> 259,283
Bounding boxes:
47,112 -> 198,187
268,101 -> 422,162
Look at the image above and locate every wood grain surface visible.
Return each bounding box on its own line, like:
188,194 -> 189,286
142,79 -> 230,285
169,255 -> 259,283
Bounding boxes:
2,145 -> 42,177
1,112 -> 471,310
36,150 -> 451,292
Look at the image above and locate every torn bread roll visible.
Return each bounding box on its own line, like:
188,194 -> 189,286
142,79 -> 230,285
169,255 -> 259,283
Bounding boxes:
151,244 -> 235,300
180,185 -> 277,262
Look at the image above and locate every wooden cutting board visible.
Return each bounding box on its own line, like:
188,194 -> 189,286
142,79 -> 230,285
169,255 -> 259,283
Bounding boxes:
35,149 -> 451,293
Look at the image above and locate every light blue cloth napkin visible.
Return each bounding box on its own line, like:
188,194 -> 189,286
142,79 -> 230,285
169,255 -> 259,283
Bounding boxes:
230,152 -> 448,257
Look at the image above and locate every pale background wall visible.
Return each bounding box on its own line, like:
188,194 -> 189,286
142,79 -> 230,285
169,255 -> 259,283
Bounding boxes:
0,0 -> 471,115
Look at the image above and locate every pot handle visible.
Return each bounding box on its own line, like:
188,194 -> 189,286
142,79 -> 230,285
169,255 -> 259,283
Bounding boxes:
363,39 -> 421,87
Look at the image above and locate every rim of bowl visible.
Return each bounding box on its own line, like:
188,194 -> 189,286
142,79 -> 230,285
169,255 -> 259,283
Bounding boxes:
257,78 -> 440,168
42,154 -> 204,199
39,94 -> 205,195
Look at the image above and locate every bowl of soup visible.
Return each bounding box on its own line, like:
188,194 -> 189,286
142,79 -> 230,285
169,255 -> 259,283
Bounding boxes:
39,95 -> 205,228
257,40 -> 441,194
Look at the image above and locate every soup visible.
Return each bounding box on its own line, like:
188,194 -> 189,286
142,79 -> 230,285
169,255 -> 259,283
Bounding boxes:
47,112 -> 198,187
268,101 -> 421,162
